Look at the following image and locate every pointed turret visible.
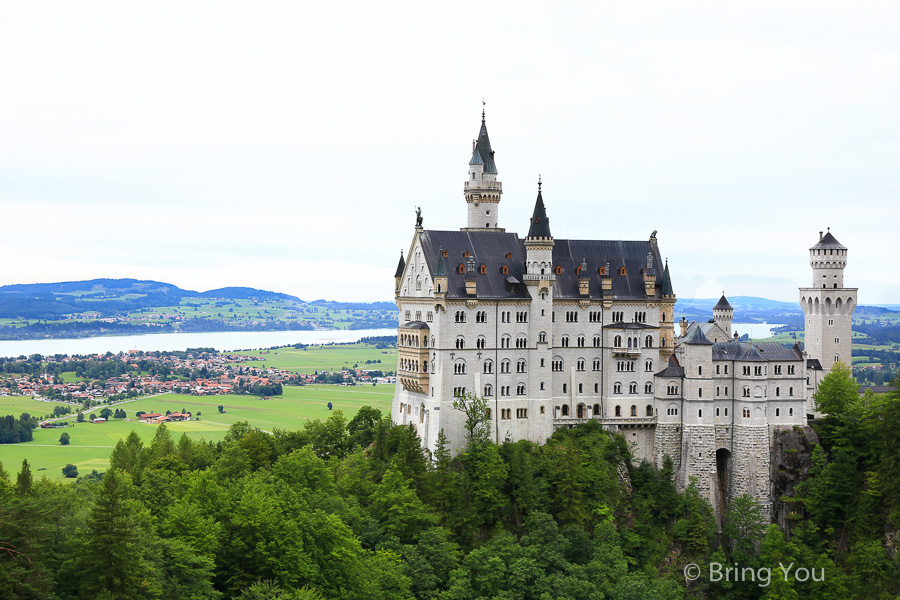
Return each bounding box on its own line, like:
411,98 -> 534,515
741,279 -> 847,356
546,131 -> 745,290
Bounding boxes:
713,292 -> 734,338
463,105 -> 503,231
527,180 -> 552,239
394,251 -> 405,295
661,259 -> 674,298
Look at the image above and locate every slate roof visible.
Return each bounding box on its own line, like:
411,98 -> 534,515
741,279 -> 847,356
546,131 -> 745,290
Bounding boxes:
681,326 -> 713,345
400,321 -> 430,330
655,365 -> 685,378
527,189 -> 552,239
469,119 -> 498,174
811,231 -> 846,250
394,253 -> 405,278
712,342 -> 803,362
661,260 -> 674,296
807,358 -> 823,370
417,229 -> 665,300
714,295 -> 733,310
605,322 -> 659,330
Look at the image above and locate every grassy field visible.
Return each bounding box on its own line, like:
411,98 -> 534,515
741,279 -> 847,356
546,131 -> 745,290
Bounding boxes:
0,396 -> 74,420
0,384 -> 394,481
232,342 -> 395,373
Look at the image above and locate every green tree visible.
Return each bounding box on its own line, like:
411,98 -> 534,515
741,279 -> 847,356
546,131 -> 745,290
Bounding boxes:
79,469 -> 151,599
451,393 -> 491,447
371,462 -> 437,543
61,463 -> 78,478
15,458 -> 32,496
76,411 -> 84,423
813,361 -> 858,416
722,493 -> 766,561
99,407 -> 113,420
59,431 -> 70,445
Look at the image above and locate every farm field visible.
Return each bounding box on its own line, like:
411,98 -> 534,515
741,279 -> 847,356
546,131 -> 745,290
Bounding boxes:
0,384 -> 394,481
0,396 -> 73,420
232,342 -> 395,373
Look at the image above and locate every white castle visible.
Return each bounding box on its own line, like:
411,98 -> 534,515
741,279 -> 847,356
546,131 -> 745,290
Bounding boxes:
391,112 -> 856,516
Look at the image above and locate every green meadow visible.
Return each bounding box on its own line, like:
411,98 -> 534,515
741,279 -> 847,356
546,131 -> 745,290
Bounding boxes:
0,396 -> 73,420
232,342 -> 395,373
0,384 -> 394,481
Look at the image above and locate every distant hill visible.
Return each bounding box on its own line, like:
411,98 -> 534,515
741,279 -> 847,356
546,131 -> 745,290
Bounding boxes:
676,296 -> 898,326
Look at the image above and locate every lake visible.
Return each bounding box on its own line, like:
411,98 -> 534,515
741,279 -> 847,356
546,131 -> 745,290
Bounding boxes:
732,323 -> 786,339
0,328 -> 397,358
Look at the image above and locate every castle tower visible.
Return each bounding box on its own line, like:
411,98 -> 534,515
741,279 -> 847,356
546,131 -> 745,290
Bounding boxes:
799,229 -> 857,374
462,108 -> 503,231
713,294 -> 734,339
659,259 -> 676,362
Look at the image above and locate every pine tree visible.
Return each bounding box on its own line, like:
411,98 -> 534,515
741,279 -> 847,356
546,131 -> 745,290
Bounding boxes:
15,459 -> 32,496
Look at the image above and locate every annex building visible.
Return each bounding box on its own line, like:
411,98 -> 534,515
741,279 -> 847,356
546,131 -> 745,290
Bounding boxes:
391,112 -> 855,517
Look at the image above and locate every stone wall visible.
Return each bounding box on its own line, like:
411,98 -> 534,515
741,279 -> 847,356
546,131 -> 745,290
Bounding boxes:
731,425 -> 772,519
655,423 -> 682,470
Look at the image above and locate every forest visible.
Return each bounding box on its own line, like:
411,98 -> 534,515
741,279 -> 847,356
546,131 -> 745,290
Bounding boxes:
1,367 -> 898,599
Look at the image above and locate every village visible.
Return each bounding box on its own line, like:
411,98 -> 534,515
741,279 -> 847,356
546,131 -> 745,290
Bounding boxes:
0,347 -> 396,408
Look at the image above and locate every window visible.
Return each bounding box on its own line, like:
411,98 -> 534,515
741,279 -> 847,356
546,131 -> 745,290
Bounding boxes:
776,387 -> 780,397
667,384 -> 679,395
486,408 -> 492,419
716,386 -> 720,396
426,311 -> 433,322
516,311 -> 528,323
645,382 -> 653,393
698,366 -> 703,376
566,311 -> 579,323
615,405 -> 622,416
593,358 -> 601,371
456,336 -> 465,349
476,336 -> 486,349
516,408 -> 528,418
453,387 -> 467,397
614,383 -> 622,394
698,409 -> 703,418
540,406 -> 545,414
552,358 -> 563,372
415,310 -> 421,321
562,383 -> 567,393
834,337 -> 840,344
561,336 -> 570,348
405,310 -> 411,321
754,366 -> 763,376
743,408 -> 750,418
724,365 -> 729,375
577,335 -> 585,347
612,311 -> 623,322
578,383 -> 583,393
789,408 -> 793,416
743,366 -> 750,375
561,405 -> 569,416
646,405 -> 653,416
455,311 -> 466,323
475,310 -> 487,323
789,386 -> 794,397
539,331 -> 547,343
667,406 -> 679,416
593,335 -> 601,347
629,382 -> 637,394
630,405 -> 637,416
453,360 -> 466,375
594,383 -> 599,393
645,335 -> 653,348
788,365 -> 795,375
501,408 -> 511,420
517,359 -> 527,373
517,384 -> 526,395
577,359 -> 585,371
516,336 -> 527,349
614,335 -> 622,348
484,384 -> 493,397
501,335 -> 510,349
501,360 -> 510,373
698,388 -> 702,398
774,365 -> 782,375
776,408 -> 780,416
716,408 -> 720,416
742,387 -> 750,398
483,360 -> 493,374
716,365 -> 721,374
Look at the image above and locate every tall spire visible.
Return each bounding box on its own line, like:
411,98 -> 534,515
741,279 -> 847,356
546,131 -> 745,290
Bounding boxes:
661,259 -> 674,297
463,105 -> 503,231
527,177 -> 552,239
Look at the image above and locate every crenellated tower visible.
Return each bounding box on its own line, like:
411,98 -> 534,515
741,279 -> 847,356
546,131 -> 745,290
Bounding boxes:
799,229 -> 857,375
463,108 -> 504,231
713,294 -> 734,339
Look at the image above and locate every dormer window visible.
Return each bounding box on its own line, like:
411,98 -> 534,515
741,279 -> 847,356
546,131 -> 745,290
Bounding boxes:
506,252 -> 513,259
502,264 -> 509,274
443,250 -> 449,257
555,265 -> 562,275
598,266 -> 606,276
479,264 -> 487,274
458,264 -> 465,274
576,265 -> 582,275
463,251 -> 470,258
619,267 -> 627,276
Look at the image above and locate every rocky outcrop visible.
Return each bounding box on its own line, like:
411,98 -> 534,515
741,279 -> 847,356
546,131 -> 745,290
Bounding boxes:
770,425 -> 819,529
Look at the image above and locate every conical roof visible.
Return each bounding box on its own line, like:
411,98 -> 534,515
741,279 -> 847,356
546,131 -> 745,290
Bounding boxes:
433,250 -> 448,277
661,260 -> 674,296
714,294 -> 733,310
527,188 -> 552,239
394,252 -> 405,278
469,118 -> 497,174
681,325 -> 713,345
811,230 -> 846,250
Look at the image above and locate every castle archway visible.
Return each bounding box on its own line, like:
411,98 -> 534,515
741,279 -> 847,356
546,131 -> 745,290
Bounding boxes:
716,448 -> 732,522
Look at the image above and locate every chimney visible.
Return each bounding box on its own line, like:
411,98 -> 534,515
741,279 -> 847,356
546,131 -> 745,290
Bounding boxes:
819,231 -> 823,241
679,317 -> 688,337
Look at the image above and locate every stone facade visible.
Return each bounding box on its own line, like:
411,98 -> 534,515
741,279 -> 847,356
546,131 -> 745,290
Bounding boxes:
391,112 -> 852,521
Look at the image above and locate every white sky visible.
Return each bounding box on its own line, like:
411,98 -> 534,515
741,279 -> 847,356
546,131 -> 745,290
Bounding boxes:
1,1 -> 897,304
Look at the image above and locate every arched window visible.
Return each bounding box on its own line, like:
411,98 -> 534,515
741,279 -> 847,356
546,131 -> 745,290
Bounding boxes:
484,384 -> 493,397
645,382 -> 653,394
483,360 -> 493,374
645,335 -> 653,348
646,404 -> 653,416
479,264 -> 486,274
562,405 -> 570,416
630,405 -> 637,416
614,335 -> 622,348
619,266 -> 626,276
629,382 -> 637,394
615,405 -> 621,417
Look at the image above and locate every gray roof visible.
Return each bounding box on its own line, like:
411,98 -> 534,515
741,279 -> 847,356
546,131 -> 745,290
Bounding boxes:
661,260 -> 674,296
433,251 -> 448,277
807,358 -> 823,370
527,189 -> 552,239
712,342 -> 803,362
400,321 -> 430,330
418,229 -> 666,300
714,295 -> 733,310
469,119 -> 498,174
681,326 -> 713,345
655,365 -> 685,378
811,231 -> 846,250
394,253 -> 405,278
605,322 -> 659,330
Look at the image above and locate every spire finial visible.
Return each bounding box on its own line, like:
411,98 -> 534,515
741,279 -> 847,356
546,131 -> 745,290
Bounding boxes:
538,174 -> 542,192
481,98 -> 485,122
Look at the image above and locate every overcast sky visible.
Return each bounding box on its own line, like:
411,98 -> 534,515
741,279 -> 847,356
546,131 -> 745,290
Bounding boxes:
1,2 -> 897,304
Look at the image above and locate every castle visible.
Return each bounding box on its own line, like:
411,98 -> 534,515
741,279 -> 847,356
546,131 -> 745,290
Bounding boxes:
391,112 -> 856,517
